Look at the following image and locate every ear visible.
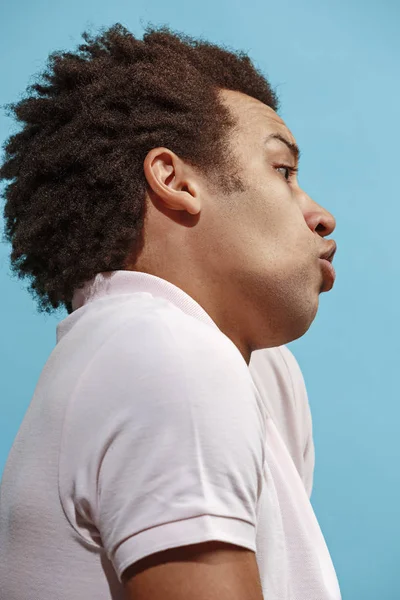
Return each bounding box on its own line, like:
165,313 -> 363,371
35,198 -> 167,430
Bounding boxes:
143,148 -> 201,215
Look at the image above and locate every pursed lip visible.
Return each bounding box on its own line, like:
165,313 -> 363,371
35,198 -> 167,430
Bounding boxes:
320,240 -> 337,263
319,241 -> 337,292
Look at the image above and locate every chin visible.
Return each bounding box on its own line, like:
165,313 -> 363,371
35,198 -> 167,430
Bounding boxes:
252,313 -> 317,351
284,320 -> 313,344
289,298 -> 319,343
251,290 -> 320,350
275,295 -> 320,346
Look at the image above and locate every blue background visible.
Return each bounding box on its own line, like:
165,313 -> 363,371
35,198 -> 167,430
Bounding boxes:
1,1 -> 399,597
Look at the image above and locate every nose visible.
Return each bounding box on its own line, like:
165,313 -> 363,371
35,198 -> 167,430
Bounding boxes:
302,194 -> 336,238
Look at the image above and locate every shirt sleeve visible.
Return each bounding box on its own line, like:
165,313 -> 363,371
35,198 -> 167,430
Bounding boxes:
63,316 -> 266,581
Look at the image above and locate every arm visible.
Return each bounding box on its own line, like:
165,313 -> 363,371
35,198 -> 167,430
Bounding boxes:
63,318 -> 266,595
123,541 -> 264,600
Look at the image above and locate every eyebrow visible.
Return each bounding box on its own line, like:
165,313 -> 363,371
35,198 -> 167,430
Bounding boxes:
264,133 -> 301,162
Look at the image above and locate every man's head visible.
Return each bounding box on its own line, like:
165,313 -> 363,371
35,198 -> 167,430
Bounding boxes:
1,24 -> 336,361
137,89 -> 336,360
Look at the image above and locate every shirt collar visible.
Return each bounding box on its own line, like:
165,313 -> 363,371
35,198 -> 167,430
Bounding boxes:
57,270 -> 219,342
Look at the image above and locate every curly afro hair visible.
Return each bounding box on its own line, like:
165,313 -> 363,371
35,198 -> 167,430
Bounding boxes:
0,23 -> 278,315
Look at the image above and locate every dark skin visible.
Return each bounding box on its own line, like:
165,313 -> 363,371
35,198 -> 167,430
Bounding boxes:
123,91 -> 336,599
123,541 -> 264,600
133,89 -> 336,365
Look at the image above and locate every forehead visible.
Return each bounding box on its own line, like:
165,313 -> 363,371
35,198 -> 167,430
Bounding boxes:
220,88 -> 296,145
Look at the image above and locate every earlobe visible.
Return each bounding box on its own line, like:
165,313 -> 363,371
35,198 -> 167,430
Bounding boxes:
185,195 -> 201,215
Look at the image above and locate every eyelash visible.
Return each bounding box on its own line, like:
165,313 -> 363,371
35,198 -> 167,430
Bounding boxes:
275,165 -> 298,181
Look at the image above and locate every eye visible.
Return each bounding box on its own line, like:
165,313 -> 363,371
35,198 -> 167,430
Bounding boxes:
275,165 -> 298,181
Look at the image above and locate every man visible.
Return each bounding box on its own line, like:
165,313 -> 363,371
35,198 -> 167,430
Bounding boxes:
0,24 -> 340,599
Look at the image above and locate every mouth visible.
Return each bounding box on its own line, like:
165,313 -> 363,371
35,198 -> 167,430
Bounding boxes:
319,241 -> 337,293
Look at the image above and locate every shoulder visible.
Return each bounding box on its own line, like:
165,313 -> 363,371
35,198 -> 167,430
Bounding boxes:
96,294 -> 251,380
249,344 -> 300,375
68,294 -> 258,423
249,345 -> 306,404
248,346 -> 314,490
59,297 -> 266,555
276,346 -> 306,389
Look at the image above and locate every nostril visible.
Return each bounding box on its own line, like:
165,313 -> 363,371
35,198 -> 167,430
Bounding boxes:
315,223 -> 326,233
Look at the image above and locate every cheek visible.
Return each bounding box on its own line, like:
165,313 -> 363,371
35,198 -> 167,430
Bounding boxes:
255,198 -> 309,256
220,178 -> 313,264
251,177 -> 299,225
266,191 -> 313,252
250,214 -> 316,287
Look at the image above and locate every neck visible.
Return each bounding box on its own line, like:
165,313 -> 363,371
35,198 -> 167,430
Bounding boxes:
130,260 -> 254,364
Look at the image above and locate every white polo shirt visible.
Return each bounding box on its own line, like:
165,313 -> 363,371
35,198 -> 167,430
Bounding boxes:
0,270 -> 341,599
